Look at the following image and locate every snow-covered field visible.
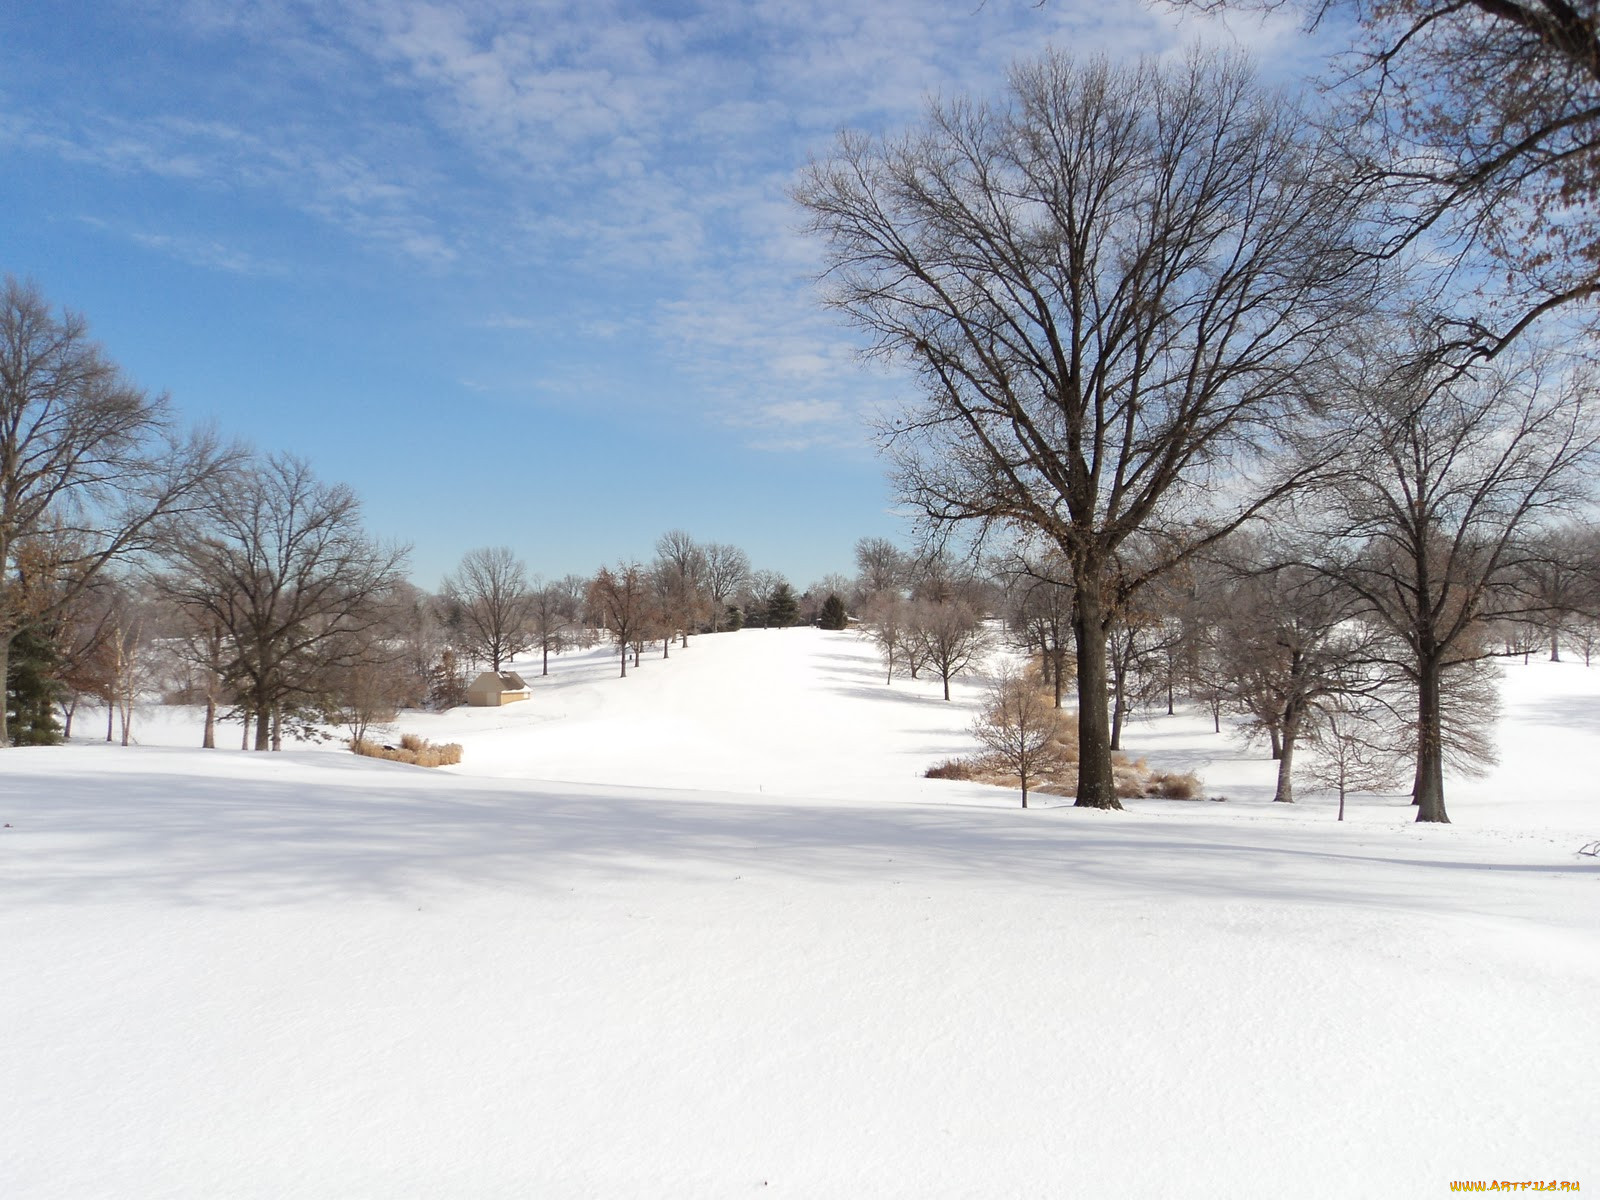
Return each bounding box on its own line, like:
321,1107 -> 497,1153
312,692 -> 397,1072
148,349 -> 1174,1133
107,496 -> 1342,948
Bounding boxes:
3,629 -> 1596,1198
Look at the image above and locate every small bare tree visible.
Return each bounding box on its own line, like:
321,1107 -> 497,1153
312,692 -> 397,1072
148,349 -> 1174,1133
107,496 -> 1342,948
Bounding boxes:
526,582 -> 575,677
909,599 -> 993,701
861,591 -> 911,684
998,547 -> 1074,709
587,563 -> 652,678
971,663 -> 1065,808
1303,694 -> 1407,822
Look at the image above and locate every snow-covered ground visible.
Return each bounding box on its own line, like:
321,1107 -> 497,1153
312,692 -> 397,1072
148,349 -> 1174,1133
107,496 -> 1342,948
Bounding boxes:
3,629 -> 1595,1198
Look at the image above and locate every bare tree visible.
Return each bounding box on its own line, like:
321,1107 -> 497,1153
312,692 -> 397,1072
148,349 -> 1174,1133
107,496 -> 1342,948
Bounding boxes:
377,581 -> 448,710
99,578 -> 161,747
653,530 -> 709,649
0,277 -> 235,744
998,547 -> 1074,708
18,541 -> 120,740
1303,691 -> 1408,822
1304,334 -> 1600,821
1202,542 -> 1389,803
701,543 -> 750,633
325,627 -> 407,747
1163,0 -> 1600,357
552,574 -> 596,648
861,590 -> 912,684
909,599 -> 993,701
441,546 -> 537,672
527,582 -> 576,676
586,563 -> 652,678
797,51 -> 1374,807
972,662 -> 1065,808
1506,522 -> 1600,661
165,597 -> 233,747
854,536 -> 907,597
158,455 -> 409,750
738,568 -> 788,629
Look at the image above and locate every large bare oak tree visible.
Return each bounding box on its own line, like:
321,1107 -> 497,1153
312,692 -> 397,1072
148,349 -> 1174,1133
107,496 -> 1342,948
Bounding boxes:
0,277 -> 234,744
158,455 -> 408,751
796,50 -> 1376,807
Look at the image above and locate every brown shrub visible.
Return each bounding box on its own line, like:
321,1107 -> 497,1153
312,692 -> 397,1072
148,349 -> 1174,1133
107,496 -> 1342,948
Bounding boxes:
924,758 -> 975,780
1150,771 -> 1201,800
351,735 -> 463,768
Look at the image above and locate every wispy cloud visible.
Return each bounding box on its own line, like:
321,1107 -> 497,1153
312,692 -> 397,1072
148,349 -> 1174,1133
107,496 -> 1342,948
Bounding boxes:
4,0 -> 1332,455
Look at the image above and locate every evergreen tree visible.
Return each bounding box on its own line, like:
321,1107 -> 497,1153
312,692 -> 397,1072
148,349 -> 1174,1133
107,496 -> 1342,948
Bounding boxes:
766,582 -> 799,628
819,593 -> 848,630
5,625 -> 62,745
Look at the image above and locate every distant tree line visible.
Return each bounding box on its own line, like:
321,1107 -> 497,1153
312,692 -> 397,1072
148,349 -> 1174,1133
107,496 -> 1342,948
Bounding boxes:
0,289 -> 863,750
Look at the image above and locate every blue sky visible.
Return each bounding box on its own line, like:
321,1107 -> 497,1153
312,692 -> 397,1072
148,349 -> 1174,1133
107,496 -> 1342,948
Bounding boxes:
0,0 -> 1316,591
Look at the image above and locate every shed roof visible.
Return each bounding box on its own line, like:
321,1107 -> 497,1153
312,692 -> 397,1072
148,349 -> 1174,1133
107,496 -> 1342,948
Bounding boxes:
469,670 -> 530,692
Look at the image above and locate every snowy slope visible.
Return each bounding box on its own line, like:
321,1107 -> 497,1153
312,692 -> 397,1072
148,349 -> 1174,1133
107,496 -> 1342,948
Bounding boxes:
2,630 -> 1595,1198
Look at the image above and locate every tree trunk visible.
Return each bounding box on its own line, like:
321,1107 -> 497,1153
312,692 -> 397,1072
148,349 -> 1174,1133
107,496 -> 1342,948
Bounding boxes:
271,707 -> 282,752
1109,651 -> 1127,752
1052,643 -> 1065,709
1414,659 -> 1450,823
1550,627 -> 1561,662
1072,575 -> 1122,810
1273,719 -> 1298,803
542,645 -> 550,676
662,636 -> 670,659
1272,739 -> 1297,803
942,668 -> 951,701
255,706 -> 271,751
203,697 -> 216,749
1269,726 -> 1283,761
106,703 -> 115,742
0,634 -> 10,745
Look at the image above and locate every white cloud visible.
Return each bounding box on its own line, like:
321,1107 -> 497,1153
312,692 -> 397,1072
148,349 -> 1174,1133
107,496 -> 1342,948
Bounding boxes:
7,0 -> 1339,455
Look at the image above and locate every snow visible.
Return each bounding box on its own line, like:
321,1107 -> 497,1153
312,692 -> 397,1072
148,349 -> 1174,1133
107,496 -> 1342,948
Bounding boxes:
3,629 -> 1596,1198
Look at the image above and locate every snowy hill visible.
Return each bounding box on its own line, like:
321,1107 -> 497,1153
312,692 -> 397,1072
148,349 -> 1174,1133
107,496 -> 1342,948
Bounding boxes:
2,629 -> 1595,1198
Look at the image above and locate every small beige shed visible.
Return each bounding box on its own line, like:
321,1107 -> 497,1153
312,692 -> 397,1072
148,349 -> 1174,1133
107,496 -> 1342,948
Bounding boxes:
467,670 -> 532,707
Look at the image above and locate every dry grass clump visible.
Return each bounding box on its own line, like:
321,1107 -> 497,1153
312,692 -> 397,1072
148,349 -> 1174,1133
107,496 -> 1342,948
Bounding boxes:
1149,770 -> 1202,799
351,733 -> 463,768
1113,758 -> 1202,799
924,758 -> 976,780
928,745 -> 1201,801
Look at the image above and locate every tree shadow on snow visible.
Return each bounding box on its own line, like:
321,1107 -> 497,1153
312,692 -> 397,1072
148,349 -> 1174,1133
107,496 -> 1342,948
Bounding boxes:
2,752 -> 1593,919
